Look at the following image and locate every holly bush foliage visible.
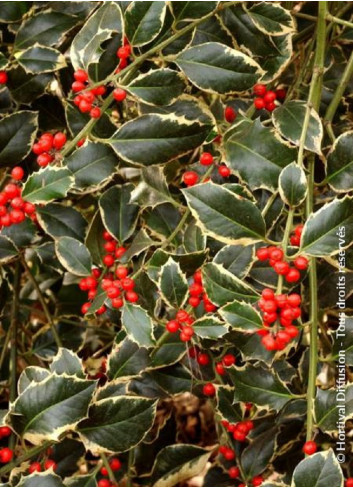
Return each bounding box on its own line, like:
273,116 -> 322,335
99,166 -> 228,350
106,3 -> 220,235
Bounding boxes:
0,1 -> 352,487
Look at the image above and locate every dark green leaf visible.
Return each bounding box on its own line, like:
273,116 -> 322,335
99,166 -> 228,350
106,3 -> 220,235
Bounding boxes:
326,131 -> 353,192
315,385 -> 353,433
214,244 -> 254,279
130,166 -> 175,208
128,69 -> 186,106
229,363 -> 294,411
99,184 -> 139,243
121,303 -> 156,348
1,218 -> 37,248
107,338 -> 150,380
50,348 -> 84,377
0,236 -> 18,263
36,203 -> 87,242
77,396 -> 157,453
279,162 -> 307,207
292,449 -> 343,487
22,167 -> 74,204
301,196 -> 353,256
125,1 -> 167,47
241,426 -> 278,479
109,113 -> 211,166
0,2 -> 30,22
273,101 -> 323,154
0,111 -> 38,167
16,44 -> 66,74
171,2 -> 218,24
55,237 -> 92,276
220,300 -> 262,332
159,257 -> 188,309
224,119 -> 297,191
216,386 -> 243,423
183,182 -> 266,245
176,42 -> 263,94
192,315 -> 228,339
246,3 -> 294,36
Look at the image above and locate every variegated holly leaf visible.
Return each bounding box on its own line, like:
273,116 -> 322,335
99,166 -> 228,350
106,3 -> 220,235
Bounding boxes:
292,449 -> 343,487
314,385 -> 353,433
279,162 -> 307,207
55,237 -> 92,276
182,182 -> 266,245
125,1 -> 167,47
130,166 -> 175,209
121,303 -> 156,348
0,236 -> 18,263
15,44 -> 66,74
192,316 -> 228,339
213,244 -> 255,279
0,111 -> 38,167
77,396 -> 157,453
326,131 -> 353,192
246,3 -> 295,36
36,203 -> 87,242
22,167 -> 74,204
107,338 -> 150,380
219,300 -> 262,332
158,257 -> 188,309
9,373 -> 95,444
127,69 -> 186,106
272,101 -> 323,155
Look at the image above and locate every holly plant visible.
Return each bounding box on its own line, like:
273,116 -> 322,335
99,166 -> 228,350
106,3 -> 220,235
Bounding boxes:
0,1 -> 352,487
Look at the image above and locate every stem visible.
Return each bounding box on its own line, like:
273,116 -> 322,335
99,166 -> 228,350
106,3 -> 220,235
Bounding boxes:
127,448 -> 134,486
324,50 -> 353,141
9,262 -> 21,451
101,453 -> 117,485
61,1 -> 240,158
0,441 -> 52,476
305,1 -> 327,443
20,256 -> 62,348
326,13 -> 353,29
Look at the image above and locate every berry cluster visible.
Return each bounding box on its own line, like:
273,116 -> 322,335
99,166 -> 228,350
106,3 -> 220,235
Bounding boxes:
0,71 -> 7,84
98,457 -> 121,487
0,182 -> 36,229
256,245 -> 308,283
182,151 -> 231,187
32,132 -> 67,167
188,269 -> 217,311
221,419 -> 254,443
28,459 -> 57,474
72,69 -> 106,119
116,38 -> 131,71
215,353 -> 236,376
253,84 -> 286,112
290,224 -> 304,246
0,426 -> 12,464
257,288 -> 300,351
166,309 -> 195,342
80,230 -> 137,315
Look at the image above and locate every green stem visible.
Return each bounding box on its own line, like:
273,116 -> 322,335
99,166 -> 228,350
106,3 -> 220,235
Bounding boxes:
0,441 -> 52,476
326,13 -> 353,29
20,256 -> 62,348
101,453 -> 117,485
127,448 -> 134,486
9,262 -> 21,451
61,1 -> 240,158
305,1 -> 327,443
324,50 -> 353,141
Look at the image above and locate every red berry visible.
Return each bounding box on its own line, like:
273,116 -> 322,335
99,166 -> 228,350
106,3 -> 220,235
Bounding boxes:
103,230 -> 113,241
53,132 -> 67,150
263,311 -> 277,323
37,153 -> 53,167
111,297 -> 124,309
1,214 -> 11,227
116,265 -> 128,279
5,183 -> 20,198
295,224 -> 304,237
77,138 -> 86,147
254,97 -> 265,110
218,165 -> 231,177
11,197 -> 24,209
0,448 -> 13,463
166,320 -> 180,333
100,467 -> 109,476
98,479 -> 111,487
125,291 -> 138,302
256,247 -> 269,261
11,167 -> 24,180
86,277 -> 97,289
228,466 -> 240,479
274,261 -> 290,275
263,91 -> 276,103
275,294 -> 287,308
285,325 -> 299,338
121,277 -> 135,291
182,171 -> 198,186
216,362 -> 226,375
224,448 -> 236,460
285,268 -> 301,283
287,293 -> 301,307
269,248 -> 283,262
74,69 -> 88,83
290,235 -> 300,246
197,352 -> 210,366
253,84 -> 267,97
24,202 -> 36,215
223,353 -> 236,366
109,458 -> 121,471
115,246 -> 126,258
345,478 -> 353,487
92,85 -> 106,96
29,462 -> 42,473
104,241 -> 116,253
261,288 -> 275,300
224,106 -> 237,123
265,101 -> 276,112
200,152 -> 214,166
261,334 -> 277,351
276,88 -> 286,100
90,107 -> 101,119
252,475 -> 264,487
0,71 -> 8,84
176,310 -> 189,322
189,283 -> 203,297
262,300 -> 277,313
72,81 -> 86,92
203,382 -> 216,396
303,440 -> 317,455
113,88 -> 127,102
117,45 -> 131,59
10,209 -> 25,224
96,305 -> 107,315
189,296 -> 201,308
0,427 -> 11,437
107,287 -> 120,299
79,99 -> 92,113
294,256 -> 309,270
81,302 -> 91,314
103,254 -> 115,267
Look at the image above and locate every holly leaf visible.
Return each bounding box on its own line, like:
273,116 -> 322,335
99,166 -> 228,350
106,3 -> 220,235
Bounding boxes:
36,203 -> 87,242
121,303 -> 156,348
99,184 -> 139,243
182,182 -> 266,245
107,338 -> 150,380
9,373 -> 95,444
229,363 -> 294,411
272,100 -> 323,154
192,315 -> 228,339
66,141 -> 119,192
219,300 -> 262,333
77,396 -> 157,453
326,131 -> 353,192
16,44 -> 66,74
125,1 -> 167,47
214,244 -> 255,279
279,162 -> 307,207
292,449 -> 343,487
0,236 -> 18,263
315,385 -> 353,433
0,111 -> 38,167
55,237 -> 92,276
17,472 -> 65,487
246,3 -> 295,36
130,166 -> 175,209
127,69 -> 186,106
301,196 -> 353,256
150,445 -> 211,487
22,167 -> 74,204
176,42 -> 263,94
158,257 -> 188,309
